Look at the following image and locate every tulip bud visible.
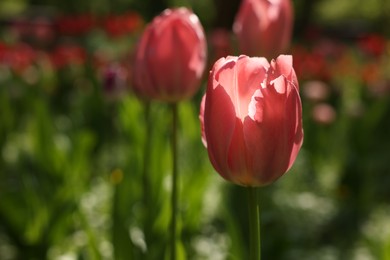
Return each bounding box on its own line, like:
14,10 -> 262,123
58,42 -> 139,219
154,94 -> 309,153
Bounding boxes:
233,0 -> 294,59
200,55 -> 303,186
132,8 -> 207,102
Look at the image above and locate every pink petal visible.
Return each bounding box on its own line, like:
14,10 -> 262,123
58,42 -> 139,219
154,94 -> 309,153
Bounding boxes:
204,85 -> 236,181
235,56 -> 269,120
226,118 -> 252,186
243,76 -> 303,185
271,55 -> 299,89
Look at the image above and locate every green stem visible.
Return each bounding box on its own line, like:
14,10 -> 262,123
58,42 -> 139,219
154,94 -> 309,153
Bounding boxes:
170,102 -> 179,260
142,101 -> 151,253
248,186 -> 260,260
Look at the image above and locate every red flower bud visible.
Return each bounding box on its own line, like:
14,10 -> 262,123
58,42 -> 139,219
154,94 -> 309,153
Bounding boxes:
233,0 -> 293,59
132,8 -> 207,102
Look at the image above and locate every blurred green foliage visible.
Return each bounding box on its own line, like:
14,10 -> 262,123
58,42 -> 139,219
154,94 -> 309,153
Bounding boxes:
0,0 -> 390,260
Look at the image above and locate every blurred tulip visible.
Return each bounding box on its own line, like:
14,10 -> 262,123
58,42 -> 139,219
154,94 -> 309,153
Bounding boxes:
50,44 -> 86,69
358,33 -> 387,58
0,41 -> 6,55
291,46 -> 330,82
56,14 -> 96,36
233,0 -> 293,59
3,43 -> 36,74
103,12 -> 143,37
102,63 -> 128,99
103,64 -> 122,92
312,103 -> 336,125
132,8 -> 207,102
312,38 -> 346,60
200,55 -> 303,186
31,17 -> 56,47
302,80 -> 330,102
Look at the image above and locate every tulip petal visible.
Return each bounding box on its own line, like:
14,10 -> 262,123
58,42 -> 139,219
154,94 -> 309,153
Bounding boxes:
132,26 -> 157,98
149,20 -> 182,98
287,86 -> 304,169
236,56 -> 269,120
243,117 -> 273,186
227,118 -> 253,185
243,76 -> 302,185
271,55 -> 299,89
248,89 -> 264,122
214,58 -> 237,90
171,21 -> 196,97
215,56 -> 269,121
204,84 -> 236,182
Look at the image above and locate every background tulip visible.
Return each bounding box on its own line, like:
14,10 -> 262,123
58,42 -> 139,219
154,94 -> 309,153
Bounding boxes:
233,0 -> 294,59
200,55 -> 303,187
132,8 -> 207,102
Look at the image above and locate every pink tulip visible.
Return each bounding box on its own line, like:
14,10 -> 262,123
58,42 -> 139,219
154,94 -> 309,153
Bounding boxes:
200,55 -> 303,186
132,8 -> 207,102
233,0 -> 293,59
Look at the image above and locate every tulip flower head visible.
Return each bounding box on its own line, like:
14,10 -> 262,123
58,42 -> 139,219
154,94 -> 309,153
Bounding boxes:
233,0 -> 293,59
200,55 -> 303,187
132,8 -> 207,102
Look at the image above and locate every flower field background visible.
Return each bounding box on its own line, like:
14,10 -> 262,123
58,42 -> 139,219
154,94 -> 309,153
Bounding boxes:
1,0 -> 390,259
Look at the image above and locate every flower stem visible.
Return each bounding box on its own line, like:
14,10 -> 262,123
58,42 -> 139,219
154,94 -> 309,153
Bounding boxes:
142,101 -> 151,253
170,102 -> 179,260
248,186 -> 260,260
